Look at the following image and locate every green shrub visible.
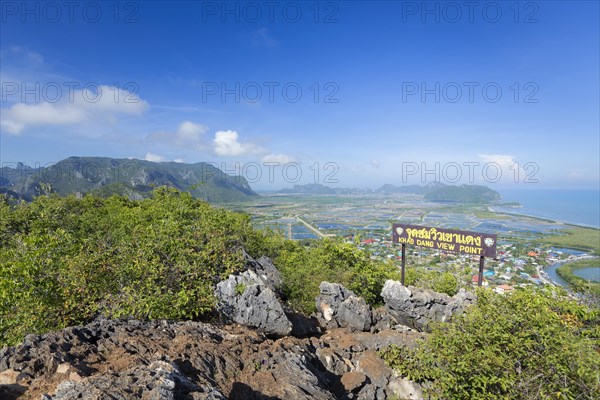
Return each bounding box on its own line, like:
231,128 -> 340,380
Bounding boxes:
432,272 -> 459,296
380,287 -> 600,399
274,238 -> 401,313
1,188 -> 401,345
0,188 -> 267,346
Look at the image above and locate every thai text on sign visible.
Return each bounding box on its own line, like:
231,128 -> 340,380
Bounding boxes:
392,224 -> 497,258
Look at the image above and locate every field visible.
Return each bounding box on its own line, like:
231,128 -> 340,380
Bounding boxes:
537,227 -> 600,255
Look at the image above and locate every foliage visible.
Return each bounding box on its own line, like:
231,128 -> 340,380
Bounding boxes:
0,188 -> 265,346
0,188 -> 400,346
556,259 -> 600,297
235,283 -> 247,296
537,227 -> 600,255
423,184 -> 501,203
380,287 -> 600,399
274,238 -> 402,313
3,156 -> 258,203
401,267 -> 460,296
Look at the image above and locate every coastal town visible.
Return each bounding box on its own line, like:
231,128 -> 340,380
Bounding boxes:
235,191 -> 599,293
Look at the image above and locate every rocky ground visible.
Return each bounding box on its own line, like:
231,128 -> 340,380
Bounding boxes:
0,255 -> 475,399
0,317 -> 425,400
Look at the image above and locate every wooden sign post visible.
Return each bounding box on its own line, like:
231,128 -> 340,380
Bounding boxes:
392,224 -> 497,287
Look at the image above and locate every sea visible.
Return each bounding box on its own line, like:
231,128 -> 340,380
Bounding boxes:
495,189 -> 600,229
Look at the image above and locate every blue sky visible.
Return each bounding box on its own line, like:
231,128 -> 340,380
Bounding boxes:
1,1 -> 598,190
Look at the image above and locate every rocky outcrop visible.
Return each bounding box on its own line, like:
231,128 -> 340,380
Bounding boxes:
214,270 -> 292,337
315,282 -> 373,332
0,255 -> 475,400
312,328 -> 426,399
314,280 -> 475,334
0,318 -> 424,400
246,252 -> 283,294
44,360 -> 227,400
381,280 -> 476,331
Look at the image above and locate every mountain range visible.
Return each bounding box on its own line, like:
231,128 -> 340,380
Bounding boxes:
1,158 -> 502,204
279,182 -> 501,203
0,157 -> 258,202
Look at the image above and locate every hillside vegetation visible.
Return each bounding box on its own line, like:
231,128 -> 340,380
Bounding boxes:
0,188 -> 399,346
556,259 -> 600,296
537,226 -> 600,255
381,287 -> 600,399
1,189 -> 598,398
0,157 -> 257,202
375,183 -> 501,203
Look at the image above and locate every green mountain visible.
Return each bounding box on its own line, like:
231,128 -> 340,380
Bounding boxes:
1,157 -> 258,202
423,184 -> 501,203
375,183 -> 501,203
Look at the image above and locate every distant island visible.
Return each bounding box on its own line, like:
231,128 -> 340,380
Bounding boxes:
0,157 -> 257,203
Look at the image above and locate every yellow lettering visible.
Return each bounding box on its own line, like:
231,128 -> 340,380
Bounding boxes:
417,239 -> 433,247
436,242 -> 456,251
459,245 -> 483,255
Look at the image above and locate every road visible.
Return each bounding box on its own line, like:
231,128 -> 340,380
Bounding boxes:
294,215 -> 336,238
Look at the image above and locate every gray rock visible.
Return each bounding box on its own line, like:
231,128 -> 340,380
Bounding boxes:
387,376 -> 424,400
287,311 -> 322,337
242,250 -> 284,294
316,282 -> 372,332
215,270 -> 292,337
315,347 -> 352,375
356,383 -> 377,400
255,256 -> 283,292
370,306 -> 400,332
48,361 -> 206,400
381,280 -> 474,331
2,318 -> 343,399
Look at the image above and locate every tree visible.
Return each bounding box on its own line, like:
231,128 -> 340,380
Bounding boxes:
381,287 -> 600,399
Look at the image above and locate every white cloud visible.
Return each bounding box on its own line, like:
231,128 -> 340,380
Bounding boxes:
213,130 -> 264,156
252,28 -> 277,48
0,119 -> 26,135
567,169 -> 585,179
261,153 -> 295,164
478,154 -> 517,167
478,154 -> 527,183
0,85 -> 149,135
146,121 -> 208,150
176,121 -> 207,142
2,46 -> 44,66
370,159 -> 380,169
145,152 -> 167,162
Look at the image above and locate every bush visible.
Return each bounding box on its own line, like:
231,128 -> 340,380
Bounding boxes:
0,188 -> 267,346
380,287 -> 600,399
0,188 -> 400,346
274,238 -> 401,313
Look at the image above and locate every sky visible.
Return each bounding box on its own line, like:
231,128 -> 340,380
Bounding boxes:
1,0 -> 599,190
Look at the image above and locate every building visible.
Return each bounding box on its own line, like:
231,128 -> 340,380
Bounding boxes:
472,275 -> 489,287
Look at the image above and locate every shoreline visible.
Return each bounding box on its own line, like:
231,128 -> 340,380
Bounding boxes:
487,207 -> 600,231
542,256 -> 599,289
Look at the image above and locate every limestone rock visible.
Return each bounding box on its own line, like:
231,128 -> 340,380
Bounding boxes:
316,282 -> 372,332
214,270 -> 292,337
381,280 -> 475,331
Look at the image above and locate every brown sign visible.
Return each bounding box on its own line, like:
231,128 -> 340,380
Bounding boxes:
392,224 -> 497,258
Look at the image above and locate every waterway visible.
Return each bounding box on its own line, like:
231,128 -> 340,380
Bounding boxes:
545,262 -> 570,286
572,267 -> 600,282
545,254 -> 600,286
